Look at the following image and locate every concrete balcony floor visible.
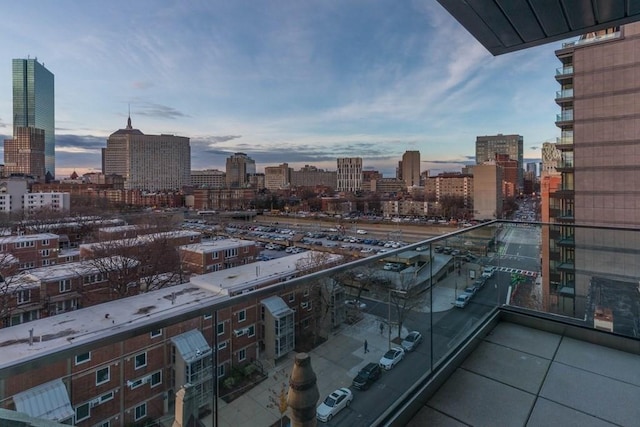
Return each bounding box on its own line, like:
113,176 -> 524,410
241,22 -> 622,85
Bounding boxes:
407,322 -> 640,427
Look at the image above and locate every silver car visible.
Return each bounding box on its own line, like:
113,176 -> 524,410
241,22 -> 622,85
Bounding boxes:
401,331 -> 423,352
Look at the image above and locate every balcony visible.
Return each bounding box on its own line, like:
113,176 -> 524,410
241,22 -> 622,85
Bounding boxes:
0,222 -> 638,426
555,111 -> 574,123
562,31 -> 621,48
555,89 -> 574,103
555,65 -> 574,76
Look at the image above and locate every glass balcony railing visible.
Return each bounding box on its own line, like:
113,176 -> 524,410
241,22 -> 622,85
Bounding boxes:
556,88 -> 574,99
556,136 -> 573,145
555,65 -> 574,76
0,221 -> 638,426
556,111 -> 574,122
562,31 -> 621,48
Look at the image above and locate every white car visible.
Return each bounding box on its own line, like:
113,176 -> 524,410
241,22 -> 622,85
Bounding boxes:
356,229 -> 367,234
482,266 -> 495,278
316,388 -> 352,422
379,347 -> 405,370
344,299 -> 366,310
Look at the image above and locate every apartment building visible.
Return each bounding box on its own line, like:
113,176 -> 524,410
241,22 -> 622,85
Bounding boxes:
336,157 -> 363,193
0,233 -> 59,273
424,172 -> 474,207
290,165 -> 337,189
179,239 -> 259,274
190,169 -> 226,188
472,163 -> 504,220
0,251 -> 343,426
264,163 -> 292,190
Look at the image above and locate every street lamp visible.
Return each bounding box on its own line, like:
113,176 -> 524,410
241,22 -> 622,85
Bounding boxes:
388,288 -> 406,349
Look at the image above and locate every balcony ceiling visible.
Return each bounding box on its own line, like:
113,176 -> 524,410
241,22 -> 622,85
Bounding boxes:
437,0 -> 640,55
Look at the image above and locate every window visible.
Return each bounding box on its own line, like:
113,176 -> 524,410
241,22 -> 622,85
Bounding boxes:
59,279 -> 71,293
218,341 -> 227,350
218,364 -> 225,378
212,251 -> 219,259
217,322 -> 224,335
99,391 -> 114,403
238,349 -> 246,362
150,329 -> 162,338
151,371 -> 162,387
129,378 -> 144,389
134,352 -> 147,369
288,293 -> 295,303
42,239 -> 50,246
97,421 -> 110,427
238,309 -> 246,322
203,313 -> 212,320
16,290 -> 30,304
243,245 -> 249,253
75,352 -> 91,365
40,249 -> 50,257
42,259 -> 51,266
248,325 -> 255,337
96,367 -> 110,385
225,248 -> 238,258
303,288 -> 309,297
75,402 -> 90,422
134,403 -> 147,421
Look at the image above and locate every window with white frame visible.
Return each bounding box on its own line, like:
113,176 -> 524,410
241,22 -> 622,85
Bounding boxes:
16,290 -> 30,304
75,402 -> 90,422
150,329 -> 162,338
204,313 -> 212,320
59,279 -> 71,293
212,251 -> 219,259
218,364 -> 225,378
248,325 -> 255,337
40,249 -> 50,257
217,322 -> 224,335
151,371 -> 162,387
224,248 -> 238,258
42,259 -> 51,266
134,403 -> 147,421
217,341 -> 227,350
288,293 -> 295,303
75,352 -> 91,365
96,367 -> 110,385
99,391 -> 114,403
238,348 -> 246,362
134,352 -> 147,369
42,239 -> 50,246
303,288 -> 309,297
238,309 -> 246,322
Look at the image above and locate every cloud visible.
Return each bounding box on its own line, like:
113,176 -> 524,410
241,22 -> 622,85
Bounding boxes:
135,102 -> 188,119
56,134 -> 106,151
0,118 -> 7,129
132,81 -> 154,90
191,135 -> 243,145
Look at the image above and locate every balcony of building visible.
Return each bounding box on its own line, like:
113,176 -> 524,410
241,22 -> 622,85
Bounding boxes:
554,65 -> 574,79
555,135 -> 573,147
0,221 -> 638,427
555,110 -> 574,125
555,88 -> 574,103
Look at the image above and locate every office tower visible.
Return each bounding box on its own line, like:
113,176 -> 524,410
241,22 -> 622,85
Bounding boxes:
103,117 -> 190,191
3,127 -> 45,180
290,165 -> 337,189
336,157 -> 363,192
476,134 -> 523,189
225,153 -> 256,188
472,163 -> 503,220
526,162 -> 537,176
264,163 -> 292,190
401,150 -> 421,188
12,58 -> 55,179
191,169 -> 226,188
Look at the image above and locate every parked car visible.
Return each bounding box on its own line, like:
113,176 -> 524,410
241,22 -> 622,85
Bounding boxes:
454,293 -> 471,308
352,362 -> 381,390
316,388 -> 353,422
344,299 -> 367,310
356,229 -> 368,234
482,266 -> 495,278
379,347 -> 405,370
473,277 -> 486,289
401,331 -> 423,352
464,286 -> 477,296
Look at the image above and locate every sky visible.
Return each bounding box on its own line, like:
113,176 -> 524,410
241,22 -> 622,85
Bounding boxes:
0,0 -> 567,179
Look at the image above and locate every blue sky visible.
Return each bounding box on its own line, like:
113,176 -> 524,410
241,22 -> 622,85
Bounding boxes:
0,0 -> 566,178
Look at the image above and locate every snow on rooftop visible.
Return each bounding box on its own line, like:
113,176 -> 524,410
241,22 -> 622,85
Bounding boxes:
79,230 -> 201,250
180,238 -> 255,253
0,283 -> 228,370
0,233 -> 59,244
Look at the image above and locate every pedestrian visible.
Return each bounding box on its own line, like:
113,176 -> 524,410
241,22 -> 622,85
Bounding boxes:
364,339 -> 369,353
379,322 -> 384,335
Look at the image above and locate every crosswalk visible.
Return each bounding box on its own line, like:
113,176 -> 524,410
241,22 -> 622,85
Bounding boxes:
494,266 -> 538,277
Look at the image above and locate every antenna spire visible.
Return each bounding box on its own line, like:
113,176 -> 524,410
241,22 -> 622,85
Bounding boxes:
126,104 -> 132,129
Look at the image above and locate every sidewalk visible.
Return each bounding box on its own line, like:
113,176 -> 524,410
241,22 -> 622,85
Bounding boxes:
216,264 -> 478,426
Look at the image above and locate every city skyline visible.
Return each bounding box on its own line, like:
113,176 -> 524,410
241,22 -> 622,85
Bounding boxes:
0,1 -> 563,178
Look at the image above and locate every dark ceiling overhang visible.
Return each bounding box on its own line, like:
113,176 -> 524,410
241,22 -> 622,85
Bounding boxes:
437,0 -> 640,55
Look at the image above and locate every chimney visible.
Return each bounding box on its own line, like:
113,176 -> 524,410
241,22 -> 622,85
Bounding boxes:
287,353 -> 319,427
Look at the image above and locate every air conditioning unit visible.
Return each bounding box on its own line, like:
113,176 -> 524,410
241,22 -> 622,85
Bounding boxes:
142,375 -> 152,384
234,329 -> 244,337
301,302 -> 309,309
90,398 -> 101,408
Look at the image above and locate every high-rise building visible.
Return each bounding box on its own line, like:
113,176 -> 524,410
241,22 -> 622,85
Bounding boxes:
472,163 -> 503,220
424,172 -> 474,208
190,169 -> 225,188
401,150 -> 421,188
12,58 -> 55,179
290,165 -> 337,189
225,153 -> 256,188
548,23 -> 640,317
264,163 -> 292,190
3,127 -> 45,180
476,134 -> 523,190
336,157 -> 363,192
103,117 -> 190,191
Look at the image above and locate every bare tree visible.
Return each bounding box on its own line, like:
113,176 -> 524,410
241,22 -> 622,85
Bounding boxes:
0,266 -> 39,328
389,272 -> 426,339
266,369 -> 290,427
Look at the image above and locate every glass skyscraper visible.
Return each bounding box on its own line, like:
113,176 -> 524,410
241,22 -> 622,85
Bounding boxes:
12,58 -> 55,178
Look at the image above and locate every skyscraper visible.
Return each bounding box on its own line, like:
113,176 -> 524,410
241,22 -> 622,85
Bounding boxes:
336,157 -> 363,192
475,134 -> 523,190
3,127 -> 45,180
12,58 -> 55,179
401,150 -> 421,188
103,117 -> 190,191
225,153 -> 256,188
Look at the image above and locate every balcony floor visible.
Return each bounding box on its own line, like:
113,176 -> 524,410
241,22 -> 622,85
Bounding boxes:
408,322 -> 640,427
